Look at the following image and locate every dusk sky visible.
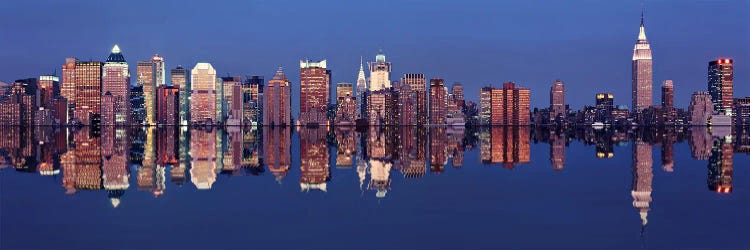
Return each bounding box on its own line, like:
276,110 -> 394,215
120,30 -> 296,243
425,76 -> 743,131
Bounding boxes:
1,0 -> 747,113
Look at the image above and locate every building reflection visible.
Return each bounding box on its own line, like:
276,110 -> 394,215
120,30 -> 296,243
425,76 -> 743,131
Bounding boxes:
479,127 -> 530,168
631,136 -> 653,233
299,127 -> 329,192
0,126 -> 744,210
190,128 -> 217,190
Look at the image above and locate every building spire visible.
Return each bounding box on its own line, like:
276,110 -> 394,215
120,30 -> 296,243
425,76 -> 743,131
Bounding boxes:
637,9 -> 647,41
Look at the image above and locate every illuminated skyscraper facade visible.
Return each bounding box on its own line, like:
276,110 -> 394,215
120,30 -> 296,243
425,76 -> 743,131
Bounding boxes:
102,45 -> 131,125
488,82 -> 530,125
429,78 -> 447,125
190,63 -> 217,124
156,86 -> 179,125
402,73 -> 427,124
263,68 -> 291,126
632,14 -> 653,112
73,61 -> 103,125
708,59 -> 734,116
170,66 -> 189,125
299,60 -> 331,125
368,52 -> 392,91
549,79 -> 565,121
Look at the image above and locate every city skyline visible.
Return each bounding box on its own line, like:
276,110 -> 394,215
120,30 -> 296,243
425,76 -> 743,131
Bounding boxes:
1,1 -> 746,112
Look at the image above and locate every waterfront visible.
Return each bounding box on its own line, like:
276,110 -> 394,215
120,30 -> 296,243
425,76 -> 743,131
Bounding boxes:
1,126 -> 748,249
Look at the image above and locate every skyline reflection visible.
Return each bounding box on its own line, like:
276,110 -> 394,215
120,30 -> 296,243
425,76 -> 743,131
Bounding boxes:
0,125 -> 746,242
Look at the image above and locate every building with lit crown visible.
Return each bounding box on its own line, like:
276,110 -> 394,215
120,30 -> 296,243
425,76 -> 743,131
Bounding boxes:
189,63 -> 217,124
708,58 -> 734,116
632,13 -> 653,113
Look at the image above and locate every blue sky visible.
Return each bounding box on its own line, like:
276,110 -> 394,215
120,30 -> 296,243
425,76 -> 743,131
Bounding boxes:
1,0 -> 748,113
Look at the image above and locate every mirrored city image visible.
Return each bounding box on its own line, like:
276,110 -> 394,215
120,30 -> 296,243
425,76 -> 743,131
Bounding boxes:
1,0 -> 748,249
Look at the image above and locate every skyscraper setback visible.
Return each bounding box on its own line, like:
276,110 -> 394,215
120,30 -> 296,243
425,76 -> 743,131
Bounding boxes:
102,45 -> 131,125
189,63 -> 217,124
299,60 -> 331,126
632,13 -> 653,112
708,59 -> 734,116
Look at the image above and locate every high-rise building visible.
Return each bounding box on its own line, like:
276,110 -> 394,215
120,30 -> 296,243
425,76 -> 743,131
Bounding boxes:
263,68 -> 291,126
244,76 -> 264,125
550,79 -> 565,121
397,84 -> 418,125
101,92 -> 115,125
220,76 -> 242,122
401,73 -> 427,125
73,61 -> 103,125
130,85 -> 145,125
336,82 -> 353,101
595,93 -> 614,123
137,54 -> 165,125
479,87 -> 492,125
156,86 -> 179,125
488,82 -> 531,125
189,63 -> 217,124
356,58 -> 367,120
632,13 -> 653,113
429,78 -> 447,125
451,83 -> 465,108
61,58 -> 77,119
170,66 -> 189,125
37,75 -> 59,110
689,91 -> 713,125
102,45 -> 131,125
708,59 -> 734,116
368,52 -> 392,91
299,60 -> 331,126
661,80 -> 676,124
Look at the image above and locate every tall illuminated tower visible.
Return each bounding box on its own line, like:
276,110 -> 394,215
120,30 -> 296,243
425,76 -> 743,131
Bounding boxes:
263,68 -> 291,126
102,44 -> 131,125
708,59 -> 734,116
632,12 -> 653,112
189,63 -> 217,124
299,60 -> 331,125
549,79 -> 565,121
73,61 -> 103,125
138,54 -> 165,125
368,52 -> 392,91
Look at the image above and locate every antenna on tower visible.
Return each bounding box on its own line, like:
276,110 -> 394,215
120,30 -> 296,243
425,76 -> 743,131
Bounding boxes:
640,2 -> 645,25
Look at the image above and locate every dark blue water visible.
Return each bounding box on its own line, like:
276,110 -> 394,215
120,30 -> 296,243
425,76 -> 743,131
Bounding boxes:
1,126 -> 748,249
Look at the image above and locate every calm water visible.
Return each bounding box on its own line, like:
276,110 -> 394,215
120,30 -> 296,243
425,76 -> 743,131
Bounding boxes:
1,126 -> 748,249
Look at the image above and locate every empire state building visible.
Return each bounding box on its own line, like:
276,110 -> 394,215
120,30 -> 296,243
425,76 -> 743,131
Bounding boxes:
632,13 -> 653,112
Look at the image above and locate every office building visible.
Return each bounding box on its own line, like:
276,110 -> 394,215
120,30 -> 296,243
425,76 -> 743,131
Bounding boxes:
488,82 -> 530,125
157,86 -> 179,125
708,58 -> 734,116
189,63 -> 217,124
429,78 -> 447,125
170,66 -> 189,125
550,79 -> 565,121
299,60 -> 331,126
102,44 -> 131,125
632,13 -> 653,112
72,61 -> 103,125
401,73 -> 427,124
263,68 -> 291,126
368,52 -> 392,91
689,91 -> 713,125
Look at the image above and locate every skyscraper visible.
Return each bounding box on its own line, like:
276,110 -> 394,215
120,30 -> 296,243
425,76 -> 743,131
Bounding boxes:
61,58 -> 77,118
488,82 -> 531,125
263,68 -> 291,126
368,52 -> 392,91
73,61 -> 103,125
595,93 -> 614,123
137,54 -> 165,125
156,86 -> 179,125
451,83 -> 465,108
479,87 -> 492,125
102,44 -> 131,125
244,76 -> 264,125
170,66 -> 189,125
661,80 -> 675,124
401,73 -> 427,124
429,78 -> 447,125
190,63 -> 217,124
632,13 -> 653,112
708,58 -> 734,116
299,60 -> 330,126
220,76 -> 242,122
689,91 -> 713,125
549,79 -> 565,121
356,58 -> 367,119
336,82 -> 353,100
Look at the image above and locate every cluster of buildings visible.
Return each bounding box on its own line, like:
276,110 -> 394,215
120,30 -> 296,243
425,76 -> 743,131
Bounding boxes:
531,15 -> 742,127
0,14 -> 744,127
